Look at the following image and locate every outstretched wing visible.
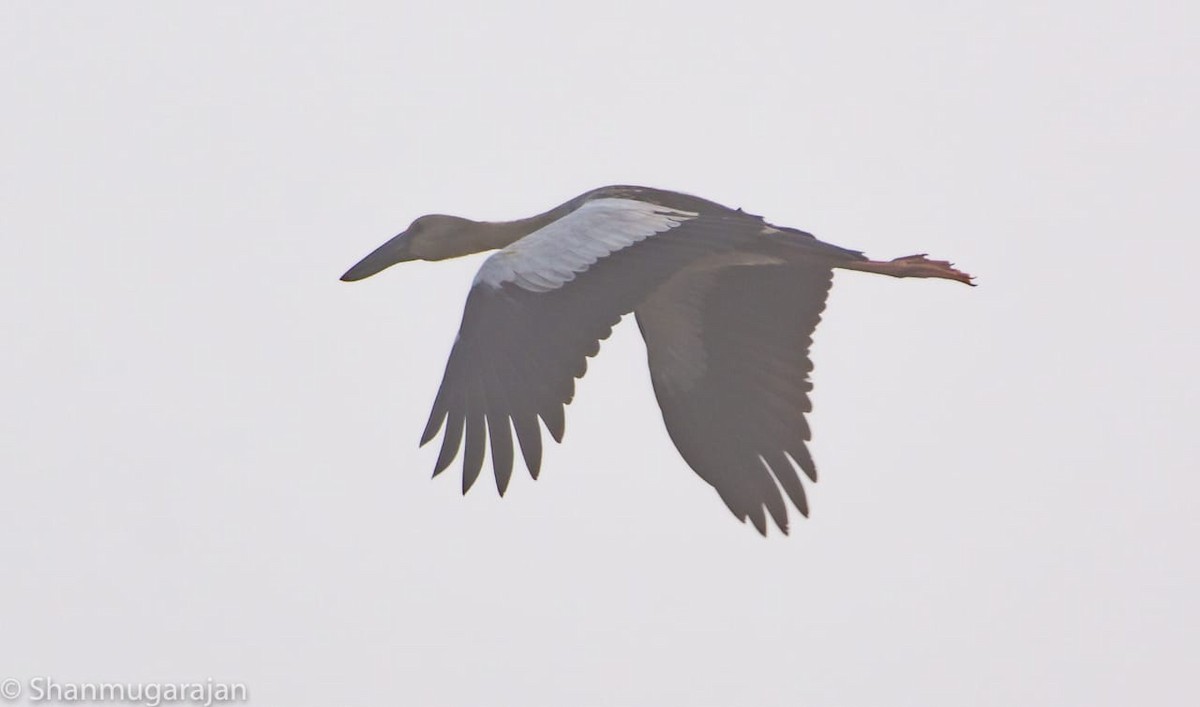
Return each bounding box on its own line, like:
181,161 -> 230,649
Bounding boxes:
636,259 -> 834,535
422,197 -> 762,494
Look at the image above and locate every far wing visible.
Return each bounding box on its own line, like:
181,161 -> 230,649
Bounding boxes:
636,259 -> 834,535
422,197 -> 761,494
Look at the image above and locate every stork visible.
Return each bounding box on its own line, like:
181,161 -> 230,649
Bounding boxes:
342,185 -> 973,534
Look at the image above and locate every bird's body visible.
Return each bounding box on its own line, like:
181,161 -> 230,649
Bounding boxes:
342,185 -> 972,534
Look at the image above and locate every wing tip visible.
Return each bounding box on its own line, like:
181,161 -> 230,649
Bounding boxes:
420,411 -> 447,447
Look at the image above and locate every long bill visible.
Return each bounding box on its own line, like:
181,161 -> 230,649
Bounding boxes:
340,230 -> 415,281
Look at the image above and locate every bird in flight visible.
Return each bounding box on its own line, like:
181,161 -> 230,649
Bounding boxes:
342,185 -> 973,534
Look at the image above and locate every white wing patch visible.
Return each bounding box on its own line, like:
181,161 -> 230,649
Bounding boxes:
474,197 -> 697,292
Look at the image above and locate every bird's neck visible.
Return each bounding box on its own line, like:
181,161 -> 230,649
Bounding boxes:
416,202 -> 576,261
473,207 -> 565,251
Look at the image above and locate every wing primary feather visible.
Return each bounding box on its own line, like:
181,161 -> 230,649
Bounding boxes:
541,404 -> 565,443
488,413 -> 514,495
420,409 -> 446,447
479,351 -> 515,496
431,344 -> 470,474
512,414 -> 543,479
748,454 -> 790,535
422,350 -> 466,446
461,371 -> 488,493
747,503 -> 768,536
461,413 -> 486,492
762,451 -> 808,517
432,411 -> 464,477
787,448 -> 818,483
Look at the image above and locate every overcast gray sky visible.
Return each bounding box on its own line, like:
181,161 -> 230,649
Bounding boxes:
2,2 -> 1197,706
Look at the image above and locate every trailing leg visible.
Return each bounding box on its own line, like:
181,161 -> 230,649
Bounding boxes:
835,253 -> 974,286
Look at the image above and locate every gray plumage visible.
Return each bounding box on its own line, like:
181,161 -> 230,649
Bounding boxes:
342,185 -> 973,534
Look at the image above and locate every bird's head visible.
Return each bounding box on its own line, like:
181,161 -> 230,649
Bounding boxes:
340,214 -> 479,281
